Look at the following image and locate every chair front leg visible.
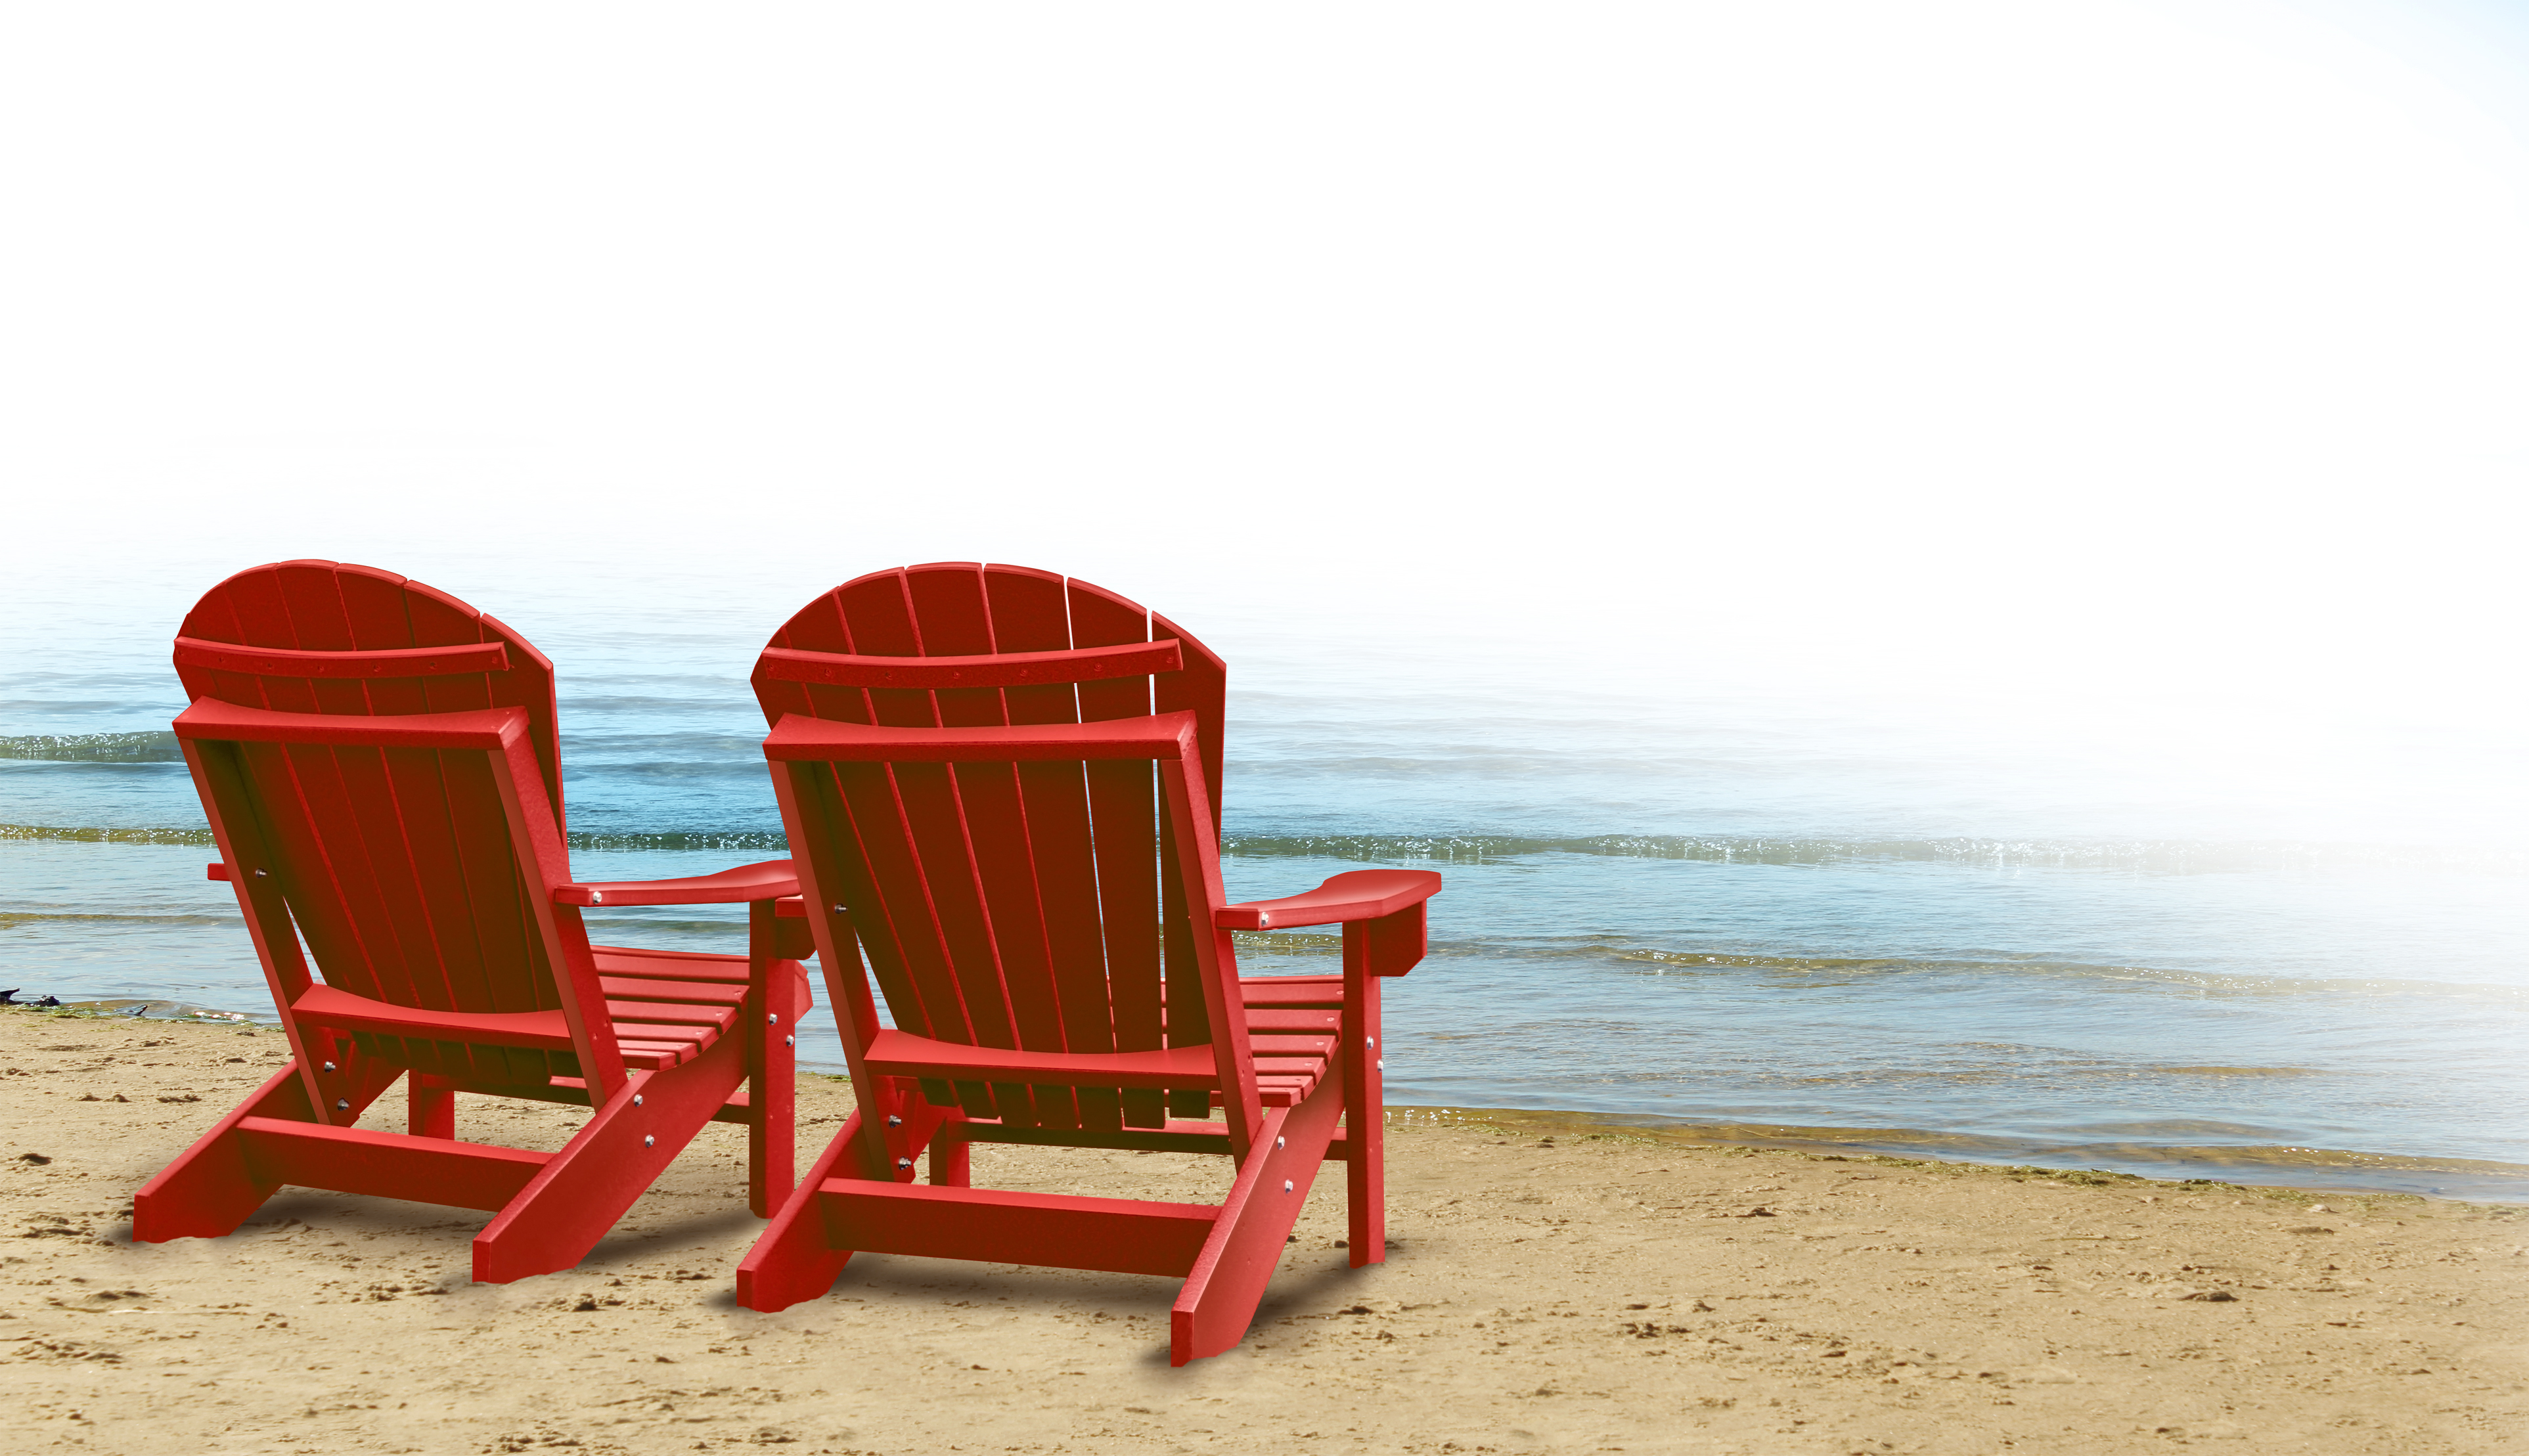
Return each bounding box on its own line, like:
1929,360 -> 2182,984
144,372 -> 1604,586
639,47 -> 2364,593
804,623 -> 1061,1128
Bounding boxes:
748,900 -> 805,1216
1341,919 -> 1387,1267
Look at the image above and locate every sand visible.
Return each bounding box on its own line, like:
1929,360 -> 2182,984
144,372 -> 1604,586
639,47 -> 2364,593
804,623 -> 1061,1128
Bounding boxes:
2,1011 -> 2522,1455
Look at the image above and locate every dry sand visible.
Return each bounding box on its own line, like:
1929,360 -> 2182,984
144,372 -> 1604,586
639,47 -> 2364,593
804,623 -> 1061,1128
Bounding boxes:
2,1011 -> 2522,1455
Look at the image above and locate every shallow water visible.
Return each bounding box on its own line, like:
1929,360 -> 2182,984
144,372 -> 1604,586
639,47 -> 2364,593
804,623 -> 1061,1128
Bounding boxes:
3,560 -> 2522,1200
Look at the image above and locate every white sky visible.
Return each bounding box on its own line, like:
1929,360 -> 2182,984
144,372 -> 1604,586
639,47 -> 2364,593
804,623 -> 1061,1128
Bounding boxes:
5,1 -> 2524,748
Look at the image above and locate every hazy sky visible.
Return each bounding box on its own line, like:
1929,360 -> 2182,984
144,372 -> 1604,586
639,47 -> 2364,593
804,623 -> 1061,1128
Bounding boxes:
6,1 -> 2524,733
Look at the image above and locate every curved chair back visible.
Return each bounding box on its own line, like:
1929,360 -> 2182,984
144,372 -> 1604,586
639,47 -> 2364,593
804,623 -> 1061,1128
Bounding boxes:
173,560 -> 613,1091
753,563 -> 1232,1131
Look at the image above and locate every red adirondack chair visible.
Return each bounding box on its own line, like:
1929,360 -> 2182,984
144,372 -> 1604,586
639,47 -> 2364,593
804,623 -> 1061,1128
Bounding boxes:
131,561 -> 814,1282
731,563 -> 1440,1363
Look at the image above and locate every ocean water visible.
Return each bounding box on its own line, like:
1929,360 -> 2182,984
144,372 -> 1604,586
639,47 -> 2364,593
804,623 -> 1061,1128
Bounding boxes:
3,558 -> 2523,1201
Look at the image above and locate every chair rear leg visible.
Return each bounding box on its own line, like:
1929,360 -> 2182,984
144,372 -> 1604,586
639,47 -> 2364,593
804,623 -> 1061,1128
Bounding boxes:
134,1051 -> 405,1242
131,1065 -> 308,1241
928,1122 -> 970,1186
409,1073 -> 456,1138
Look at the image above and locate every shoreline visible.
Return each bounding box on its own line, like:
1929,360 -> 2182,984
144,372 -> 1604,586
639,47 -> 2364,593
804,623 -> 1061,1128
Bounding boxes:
11,1001 -> 2529,1208
5,1010 -> 2524,1453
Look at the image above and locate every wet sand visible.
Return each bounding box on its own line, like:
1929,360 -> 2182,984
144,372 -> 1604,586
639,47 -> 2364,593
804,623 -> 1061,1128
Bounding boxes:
3,1011 -> 2523,1454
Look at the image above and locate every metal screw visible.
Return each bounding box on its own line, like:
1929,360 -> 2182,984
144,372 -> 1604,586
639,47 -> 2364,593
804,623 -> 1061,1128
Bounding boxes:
644,1135 -> 655,1148
252,868 -> 269,878
896,1157 -> 913,1171
1376,1059 -> 1385,1071
588,891 -> 604,904
1366,1036 -> 1376,1048
334,1099 -> 349,1111
768,1012 -> 780,1025
1282,1180 -> 1293,1193
887,1115 -> 903,1128
832,904 -> 845,914
633,1094 -> 643,1107
784,1036 -> 794,1047
1276,1136 -> 1286,1150
322,1061 -> 336,1072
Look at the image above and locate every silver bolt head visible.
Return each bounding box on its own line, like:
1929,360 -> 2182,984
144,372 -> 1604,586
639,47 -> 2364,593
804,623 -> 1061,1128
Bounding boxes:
1276,1136 -> 1286,1150
896,1157 -> 913,1170
334,1099 -> 349,1111
322,1061 -> 336,1072
784,1036 -> 794,1047
768,1012 -> 780,1025
633,1094 -> 643,1107
887,1115 -> 903,1128
1376,1059 -> 1386,1071
1282,1180 -> 1294,1193
643,1134 -> 655,1148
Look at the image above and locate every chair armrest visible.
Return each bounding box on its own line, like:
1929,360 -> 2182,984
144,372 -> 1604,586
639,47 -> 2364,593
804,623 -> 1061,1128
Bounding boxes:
1213,870 -> 1441,931
552,859 -> 800,907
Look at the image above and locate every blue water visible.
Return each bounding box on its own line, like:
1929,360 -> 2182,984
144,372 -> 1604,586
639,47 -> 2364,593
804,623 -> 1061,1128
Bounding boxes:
5,556 -> 2524,1200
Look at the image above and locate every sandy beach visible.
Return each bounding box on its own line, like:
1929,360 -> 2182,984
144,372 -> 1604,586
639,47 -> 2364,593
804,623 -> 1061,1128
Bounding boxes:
3,1010 -> 2521,1455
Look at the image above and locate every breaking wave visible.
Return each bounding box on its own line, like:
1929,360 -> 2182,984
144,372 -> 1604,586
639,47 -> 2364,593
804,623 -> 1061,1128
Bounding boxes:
0,731 -> 183,762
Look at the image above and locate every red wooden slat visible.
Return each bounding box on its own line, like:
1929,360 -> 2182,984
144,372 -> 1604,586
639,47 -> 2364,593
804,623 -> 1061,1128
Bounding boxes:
294,573 -> 432,1026
892,568 -> 1023,1118
1240,975 -> 1345,1008
1065,579 -> 1166,1127
758,639 -> 1180,690
1151,610 -> 1227,835
1148,611 -> 1227,1116
765,586 -> 873,729
331,739 -> 442,1018
602,1000 -> 740,1027
911,563 -> 1048,1124
173,638 -> 512,678
857,1028 -> 1222,1088
836,568 -> 935,730
815,1181 -> 1216,1278
595,977 -> 748,1006
819,573 -> 989,1092
473,611 -> 563,826
236,1118 -> 550,1212
609,1021 -> 717,1045
392,585 -> 541,1073
291,984 -> 576,1049
331,570 -> 480,1044
763,712 -> 1197,762
826,759 -> 962,1042
1246,1008 -> 1343,1033
981,565 -> 1095,1128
